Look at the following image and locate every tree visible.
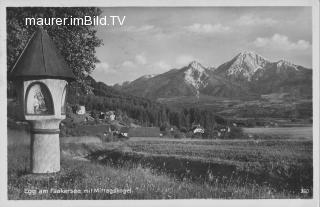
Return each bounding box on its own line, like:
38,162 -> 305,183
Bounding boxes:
7,7 -> 103,94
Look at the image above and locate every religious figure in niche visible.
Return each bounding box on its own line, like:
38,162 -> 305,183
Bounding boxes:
33,88 -> 48,114
26,83 -> 53,115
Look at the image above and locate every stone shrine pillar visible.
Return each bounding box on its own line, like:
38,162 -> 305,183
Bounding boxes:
8,29 -> 74,173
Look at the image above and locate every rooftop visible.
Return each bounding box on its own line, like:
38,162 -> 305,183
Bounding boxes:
8,29 -> 75,81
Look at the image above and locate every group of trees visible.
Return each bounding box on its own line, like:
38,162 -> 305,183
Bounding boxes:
67,76 -> 226,134
7,7 -> 102,93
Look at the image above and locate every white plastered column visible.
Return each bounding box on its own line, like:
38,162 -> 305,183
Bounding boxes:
22,79 -> 67,174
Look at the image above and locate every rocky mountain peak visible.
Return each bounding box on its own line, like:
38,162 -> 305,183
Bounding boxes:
188,61 -> 206,72
235,51 -> 270,66
276,59 -> 298,70
114,51 -> 311,100
225,51 -> 271,81
184,61 -> 209,90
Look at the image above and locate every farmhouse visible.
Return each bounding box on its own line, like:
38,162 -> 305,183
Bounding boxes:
191,124 -> 205,134
99,112 -> 106,120
76,105 -> 86,115
109,124 -> 120,134
105,111 -> 116,121
99,111 -> 116,121
215,125 -> 231,137
120,127 -> 129,138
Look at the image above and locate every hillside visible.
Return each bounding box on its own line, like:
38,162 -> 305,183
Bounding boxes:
67,76 -> 170,126
214,51 -> 312,98
65,76 -> 227,133
117,61 -> 251,99
115,51 -> 312,100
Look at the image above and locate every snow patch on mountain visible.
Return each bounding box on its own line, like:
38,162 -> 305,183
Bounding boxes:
141,74 -> 157,79
226,51 -> 270,81
184,61 -> 209,92
276,59 -> 299,71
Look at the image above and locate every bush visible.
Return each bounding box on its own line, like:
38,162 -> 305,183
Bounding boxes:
161,130 -> 173,138
224,127 -> 246,139
97,132 -> 115,142
202,129 -> 217,139
160,123 -> 170,132
180,127 -> 187,133
185,132 -> 193,138
173,131 -> 186,139
192,133 -> 202,139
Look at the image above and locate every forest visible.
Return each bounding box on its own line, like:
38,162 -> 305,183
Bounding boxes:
67,76 -> 227,134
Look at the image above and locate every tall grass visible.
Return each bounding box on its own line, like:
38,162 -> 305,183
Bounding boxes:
8,143 -> 303,200
8,129 -> 312,199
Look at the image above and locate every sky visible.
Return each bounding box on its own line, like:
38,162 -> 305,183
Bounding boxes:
92,7 -> 312,85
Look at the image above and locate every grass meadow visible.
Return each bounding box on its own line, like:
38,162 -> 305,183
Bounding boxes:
8,128 -> 313,199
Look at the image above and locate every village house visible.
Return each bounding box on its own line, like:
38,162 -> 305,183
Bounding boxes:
215,125 -> 231,137
99,112 -> 106,120
76,105 -> 86,115
191,124 -> 205,134
105,124 -> 129,138
109,124 -> 120,134
105,111 -> 116,121
99,111 -> 116,121
119,127 -> 129,138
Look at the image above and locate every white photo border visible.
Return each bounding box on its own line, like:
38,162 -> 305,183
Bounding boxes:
0,0 -> 319,207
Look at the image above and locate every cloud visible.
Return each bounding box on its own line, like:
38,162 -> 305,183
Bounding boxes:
121,60 -> 136,68
124,25 -> 176,40
125,25 -> 159,33
119,53 -> 148,70
95,62 -> 117,74
176,55 -> 195,66
236,14 -> 277,26
135,53 -> 147,65
152,61 -> 172,71
253,34 -> 311,50
184,23 -> 231,34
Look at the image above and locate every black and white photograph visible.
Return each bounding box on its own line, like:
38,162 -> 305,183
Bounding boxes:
0,0 -> 319,206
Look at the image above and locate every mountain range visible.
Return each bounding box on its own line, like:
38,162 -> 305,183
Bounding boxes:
114,51 -> 312,101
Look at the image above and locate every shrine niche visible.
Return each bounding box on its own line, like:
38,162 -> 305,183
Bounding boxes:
25,82 -> 54,115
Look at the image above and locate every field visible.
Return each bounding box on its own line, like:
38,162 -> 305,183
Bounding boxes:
157,94 -> 313,120
7,128 -> 313,199
243,127 -> 312,139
